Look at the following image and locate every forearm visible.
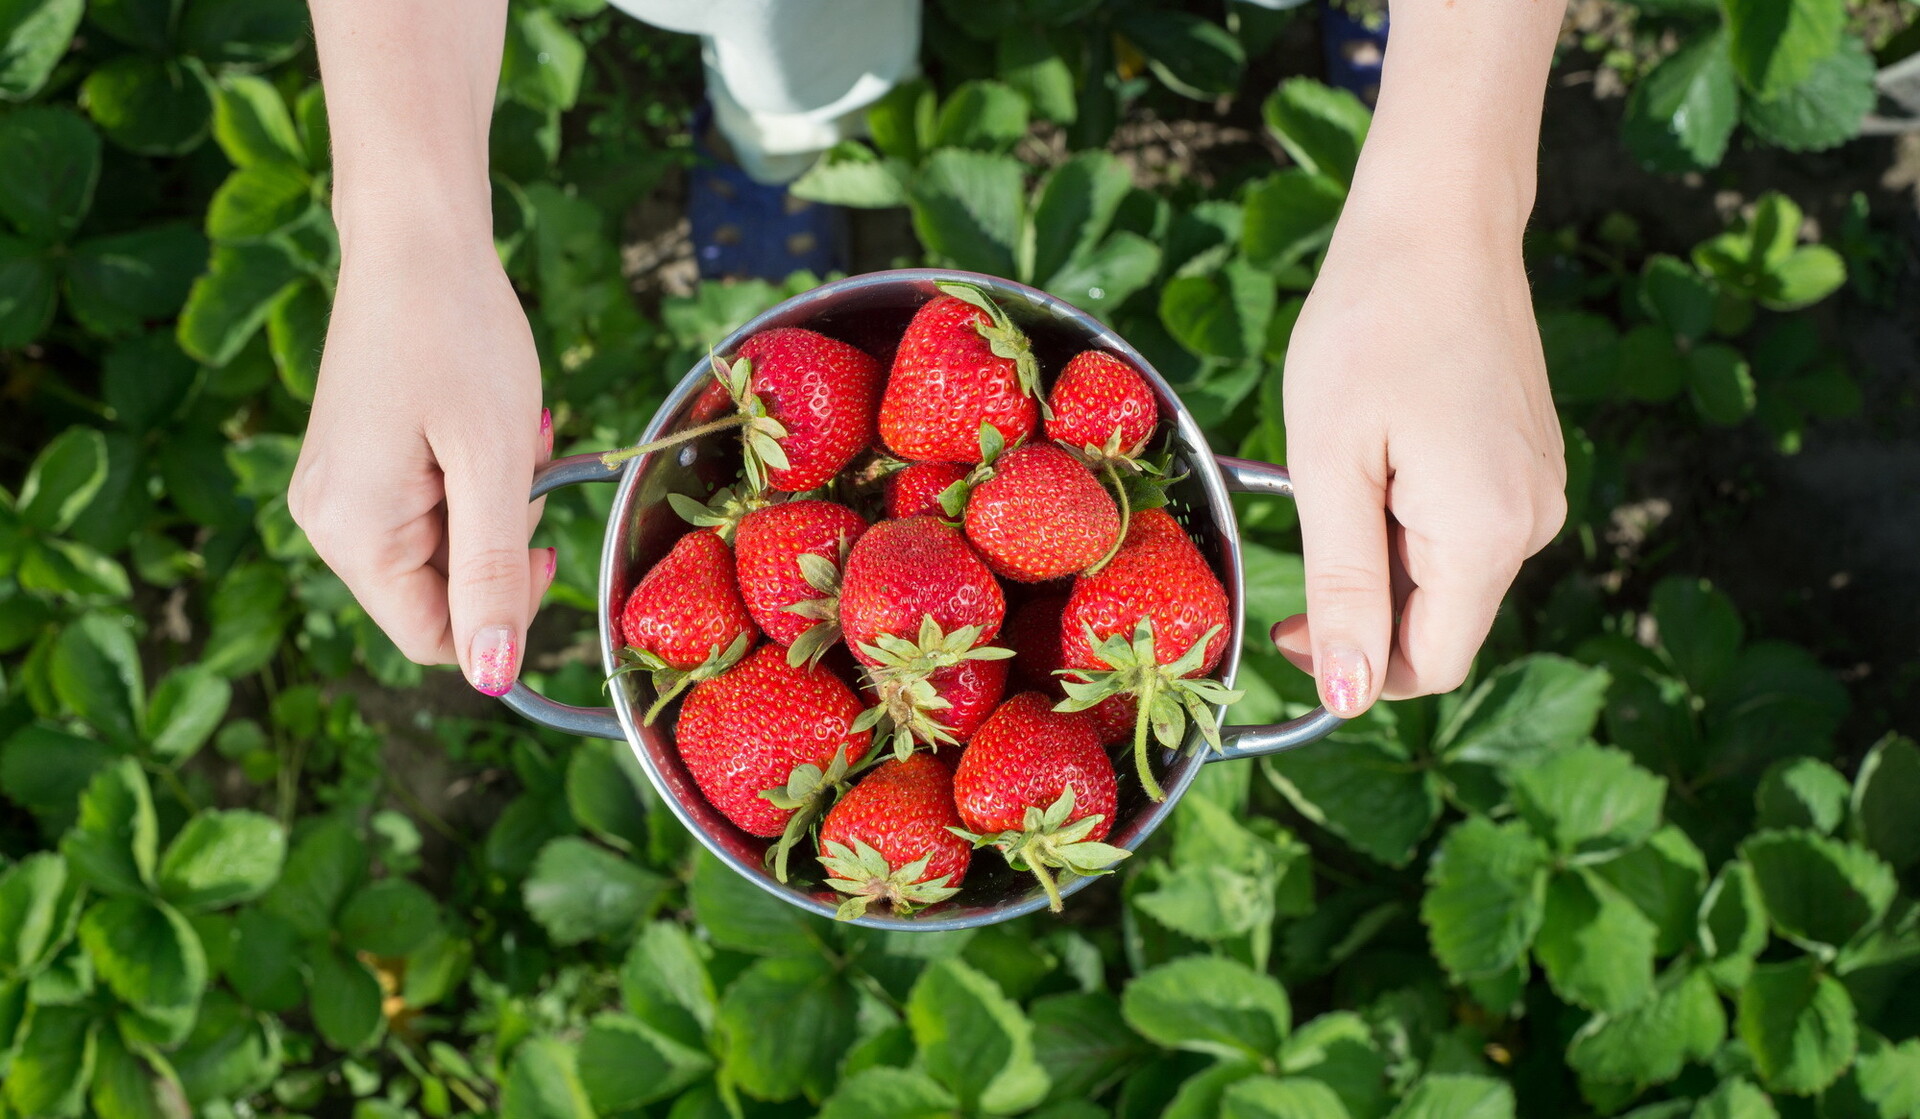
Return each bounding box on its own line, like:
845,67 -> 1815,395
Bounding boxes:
1346,0 -> 1567,244
310,0 -> 507,255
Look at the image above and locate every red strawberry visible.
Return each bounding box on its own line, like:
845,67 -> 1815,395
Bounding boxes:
733,499 -> 869,666
675,645 -> 872,876
1045,350 -> 1159,457
732,328 -> 882,492
817,753 -> 970,919
1058,508 -> 1239,800
963,443 -> 1120,582
951,692 -> 1128,912
886,461 -> 970,519
617,530 -> 758,722
879,286 -> 1042,463
1002,592 -> 1068,695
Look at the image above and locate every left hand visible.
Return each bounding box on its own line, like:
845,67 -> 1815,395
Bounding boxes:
1272,195 -> 1568,718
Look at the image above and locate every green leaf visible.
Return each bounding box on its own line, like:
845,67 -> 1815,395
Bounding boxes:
819,1067 -> 959,1119
1592,825 -> 1707,957
1032,992 -> 1148,1104
19,426 -> 108,534
1817,1030 -> 1920,1119
81,54 -> 212,156
1687,344 -> 1757,426
1261,78 -> 1371,187
170,989 -> 278,1107
1264,734 -> 1440,868
226,909 -> 302,1012
1758,245 -> 1845,311
156,810 -> 283,911
1755,757 -> 1850,834
1279,1011 -> 1388,1119
0,852 -> 81,975
908,148 -> 1026,279
5,1003 -> 96,1117
65,223 -> 208,338
1242,170 -> 1345,274
176,240 -> 303,367
718,955 -> 858,1102
564,741 -> 649,854
1540,310 -> 1623,404
688,849 -> 826,956
1029,150 -> 1133,288
206,162 -> 312,241
522,837 -> 666,946
1622,31 -> 1739,171
1421,818 -> 1550,982
1387,1075 -> 1516,1119
337,878 -> 440,957
1044,229 -> 1161,318
89,1022 -> 188,1119
788,141 -> 910,208
0,229 -> 56,345
932,79 -> 1030,151
1115,10 -> 1244,99
576,1013 -> 713,1112
1650,575 -> 1743,694
1703,641 -> 1848,775
997,30 -> 1075,124
1567,966 -> 1726,1087
501,7 -> 584,111
1722,0 -> 1843,96
500,1036 -> 594,1119
1742,830 -> 1895,952
0,724 -> 115,832
0,105 -> 99,241
62,757 -> 157,896
176,0 -> 306,67
1512,743 -> 1667,859
1535,869 -> 1659,1014
143,667 -> 230,764
619,921 -> 717,1040
1742,35 -> 1873,152
910,957 -> 1050,1113
1737,956 -> 1856,1095
86,0 -> 175,54
1121,954 -> 1291,1062
1160,256 -> 1276,361
1435,654 -> 1610,765
265,279 -> 326,401
79,896 -> 205,1018
262,817 -> 366,937
1851,734 -> 1920,872
0,0 -> 83,101
309,945 -> 383,1052
1691,1077 -> 1777,1119
1218,1075 -> 1349,1119
1619,324 -> 1689,403
1699,861 -> 1769,986
211,74 -> 303,168
1639,255 -> 1717,342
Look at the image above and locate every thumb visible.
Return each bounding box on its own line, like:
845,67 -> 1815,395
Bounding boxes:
440,432 -> 538,696
1292,444 -> 1393,719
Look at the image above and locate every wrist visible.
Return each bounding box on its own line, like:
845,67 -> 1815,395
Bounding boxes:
334,177 -> 496,273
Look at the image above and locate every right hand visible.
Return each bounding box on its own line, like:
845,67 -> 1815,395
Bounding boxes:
290,228 -> 554,695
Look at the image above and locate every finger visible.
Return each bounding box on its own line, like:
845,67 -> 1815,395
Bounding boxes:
528,407 -> 551,538
1270,615 -> 1313,675
1379,554 -> 1516,701
526,545 -> 558,618
438,422 -> 541,696
1290,441 -> 1394,719
305,500 -> 456,665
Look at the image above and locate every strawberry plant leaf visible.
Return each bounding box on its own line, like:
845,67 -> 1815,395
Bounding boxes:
789,141 -> 911,208
79,895 -> 206,1020
0,0 -> 83,101
1622,31 -> 1738,172
261,817 -> 366,938
1699,861 -> 1768,989
1817,1030 -> 1920,1118
0,105 -> 100,240
1850,734 -> 1920,872
818,1067 -> 959,1119
156,810 -> 284,911
226,909 -> 301,1014
1591,825 -> 1707,957
211,74 -> 305,169
206,162 -> 314,241
176,240 -> 303,367
576,1013 -> 714,1113
1217,1075 -> 1347,1119
1539,310 -> 1622,404
61,757 -> 156,896
1687,343 -> 1757,426
1433,654 -> 1610,767
1030,150 -> 1132,288
144,666 -> 231,763
1114,10 -> 1244,100
1741,36 -> 1873,153
1722,0 -> 1844,97
998,30 -> 1075,124
66,222 -> 209,339
1159,257 -> 1276,361
1754,757 -> 1849,834
1566,965 -> 1725,1088
909,149 -> 1025,279
1534,868 -> 1659,1014
908,959 -> 1049,1112
1703,640 -> 1848,777
1264,733 -> 1440,868
719,955 -> 858,1103
82,54 -> 213,156
1260,78 -> 1370,187
689,849 -> 826,957
177,0 -> 306,68
522,837 -> 666,946
619,921 -> 717,1042
1242,170 -> 1344,274
1121,955 -> 1290,1064
308,944 -> 383,1052
0,231 -> 57,346
1736,956 -> 1857,1095
1740,829 -> 1895,952
1275,1011 -> 1388,1118
499,1035 -> 592,1119
932,79 -> 1030,152
1649,575 -> 1744,695
1031,992 -> 1149,1105
4,1002 -> 96,1118
1511,743 -> 1666,860
1421,818 -> 1550,982
566,740 -> 650,854
1386,1075 -> 1516,1119
1690,1077 -> 1775,1119
1618,323 -> 1688,403
0,852 -> 82,976
19,427 -> 108,535
500,7 -> 585,112
1638,255 -> 1717,342
338,878 -> 441,957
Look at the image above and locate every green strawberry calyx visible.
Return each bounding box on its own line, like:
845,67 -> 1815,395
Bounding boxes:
1054,619 -> 1242,802
948,786 -> 1130,913
665,484 -> 773,544
934,422 -> 1013,522
760,742 -> 857,884
781,538 -> 855,670
852,617 -> 1016,762
611,631 -> 753,726
818,838 -> 960,920
934,281 -> 1050,417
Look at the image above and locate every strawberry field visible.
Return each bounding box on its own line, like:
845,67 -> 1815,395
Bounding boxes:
3,1 -> 1920,1118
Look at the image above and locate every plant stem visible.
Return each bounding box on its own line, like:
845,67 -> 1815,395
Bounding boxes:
641,670 -> 695,725
1087,459 -> 1131,575
1023,838 -> 1065,913
1132,675 -> 1166,802
600,414 -> 750,469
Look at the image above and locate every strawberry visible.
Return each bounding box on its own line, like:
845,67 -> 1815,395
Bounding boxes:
879,284 -> 1043,463
1058,508 -> 1240,801
616,530 -> 757,723
817,753 -> 970,919
960,443 -> 1121,582
1001,592 -> 1068,695
675,644 -> 872,877
886,461 -> 970,519
950,692 -> 1129,912
733,499 -> 869,667
1045,350 -> 1159,459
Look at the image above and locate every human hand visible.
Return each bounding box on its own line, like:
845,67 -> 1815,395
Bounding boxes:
1273,196 -> 1567,718
290,230 -> 554,695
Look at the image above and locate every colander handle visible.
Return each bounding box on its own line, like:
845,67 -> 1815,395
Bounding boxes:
1212,455 -> 1347,760
499,452 -> 627,741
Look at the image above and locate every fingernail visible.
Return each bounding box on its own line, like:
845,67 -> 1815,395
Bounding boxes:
539,408 -> 553,457
543,547 -> 558,585
469,625 -> 519,697
1320,644 -> 1371,717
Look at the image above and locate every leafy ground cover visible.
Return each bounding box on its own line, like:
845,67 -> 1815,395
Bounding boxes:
1,0 -> 1917,1117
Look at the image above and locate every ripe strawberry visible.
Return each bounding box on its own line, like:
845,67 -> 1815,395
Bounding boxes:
1058,508 -> 1240,801
1001,592 -> 1068,695
818,753 -> 970,919
729,327 -> 882,492
733,499 -> 869,667
962,443 -> 1120,582
1045,350 -> 1159,458
616,530 -> 757,723
951,692 -> 1129,912
675,645 -> 872,877
879,285 -> 1042,463
886,461 -> 970,519
841,517 -> 1006,664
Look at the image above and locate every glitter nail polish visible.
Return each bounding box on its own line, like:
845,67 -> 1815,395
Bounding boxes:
1320,644 -> 1371,717
470,625 -> 519,697
543,547 -> 557,583
539,408 -> 553,457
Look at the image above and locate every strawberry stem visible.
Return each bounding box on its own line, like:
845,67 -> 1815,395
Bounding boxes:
1132,673 -> 1166,802
1086,459 -> 1131,576
601,414 -> 752,469
641,673 -> 694,725
1022,837 -> 1066,913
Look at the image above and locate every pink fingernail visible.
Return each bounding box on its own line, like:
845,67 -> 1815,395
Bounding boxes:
543,547 -> 557,584
469,625 -> 519,697
539,408 -> 553,457
1320,644 -> 1371,717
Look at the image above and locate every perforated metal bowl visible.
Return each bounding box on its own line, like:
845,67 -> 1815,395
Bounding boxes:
502,268 -> 1342,929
